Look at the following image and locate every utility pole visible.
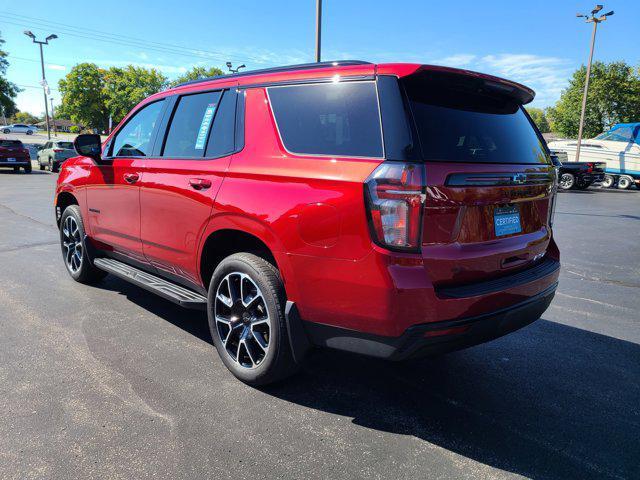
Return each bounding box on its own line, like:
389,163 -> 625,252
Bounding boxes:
23,30 -> 58,140
315,0 -> 322,62
50,97 -> 57,137
575,5 -> 613,162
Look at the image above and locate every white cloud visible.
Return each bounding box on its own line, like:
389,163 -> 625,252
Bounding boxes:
46,64 -> 66,71
432,54 -> 477,67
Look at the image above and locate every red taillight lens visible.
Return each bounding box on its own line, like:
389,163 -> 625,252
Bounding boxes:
587,163 -> 594,173
53,149 -> 64,153
364,162 -> 425,251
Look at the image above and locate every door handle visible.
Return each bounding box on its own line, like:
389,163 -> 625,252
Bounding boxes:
123,173 -> 139,184
189,178 -> 212,190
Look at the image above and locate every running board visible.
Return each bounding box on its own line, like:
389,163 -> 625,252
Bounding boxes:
94,258 -> 207,310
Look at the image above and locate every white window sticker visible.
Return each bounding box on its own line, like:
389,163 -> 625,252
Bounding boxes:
195,103 -> 217,150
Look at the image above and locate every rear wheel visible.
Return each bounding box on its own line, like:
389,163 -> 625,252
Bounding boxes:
617,175 -> 632,190
59,205 -> 107,284
207,252 -> 297,385
39,160 -> 46,171
23,163 -> 31,174
51,158 -> 59,173
26,130 -> 33,135
2,128 -> 9,134
602,174 -> 615,188
559,172 -> 575,190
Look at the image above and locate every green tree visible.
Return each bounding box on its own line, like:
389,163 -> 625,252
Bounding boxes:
170,66 -> 225,87
0,31 -> 19,119
11,111 -> 41,124
104,65 -> 167,122
526,107 -> 551,133
58,63 -> 109,130
547,61 -> 640,138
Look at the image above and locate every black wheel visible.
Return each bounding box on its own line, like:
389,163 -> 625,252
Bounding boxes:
23,163 -> 32,173
2,129 -> 9,134
559,172 -> 575,190
602,174 -> 614,188
617,176 -> 632,190
59,205 -> 107,284
13,166 -> 19,173
26,130 -> 33,135
207,253 -> 297,385
51,159 -> 59,173
39,161 -> 46,171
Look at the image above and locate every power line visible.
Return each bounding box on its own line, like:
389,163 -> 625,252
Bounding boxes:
0,11 -> 276,67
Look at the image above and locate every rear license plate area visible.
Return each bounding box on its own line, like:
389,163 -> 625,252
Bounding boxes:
7,158 -> 16,162
494,206 -> 521,237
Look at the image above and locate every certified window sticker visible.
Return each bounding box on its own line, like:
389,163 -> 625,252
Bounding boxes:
195,103 -> 217,150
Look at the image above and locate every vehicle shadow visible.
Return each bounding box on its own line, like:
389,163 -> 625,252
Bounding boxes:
99,275 -> 639,480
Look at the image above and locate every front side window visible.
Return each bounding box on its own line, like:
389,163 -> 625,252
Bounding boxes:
163,91 -> 222,157
112,100 -> 164,157
267,81 -> 383,158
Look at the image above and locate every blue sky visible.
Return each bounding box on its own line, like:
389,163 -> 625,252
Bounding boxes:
2,0 -> 638,115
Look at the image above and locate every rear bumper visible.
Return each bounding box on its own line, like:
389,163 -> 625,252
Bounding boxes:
0,160 -> 30,167
303,283 -> 556,360
579,173 -> 605,183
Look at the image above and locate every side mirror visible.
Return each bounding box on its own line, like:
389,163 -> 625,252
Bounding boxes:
73,134 -> 103,162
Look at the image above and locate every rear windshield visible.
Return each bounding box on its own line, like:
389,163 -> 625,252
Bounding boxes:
403,73 -> 548,164
267,81 -> 383,158
56,142 -> 74,149
0,140 -> 23,147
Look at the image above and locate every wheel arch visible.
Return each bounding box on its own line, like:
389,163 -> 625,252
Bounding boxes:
55,191 -> 79,226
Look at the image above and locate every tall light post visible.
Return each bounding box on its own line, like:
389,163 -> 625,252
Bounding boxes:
23,30 -> 58,140
574,5 -> 613,162
315,0 -> 322,62
49,97 -> 57,137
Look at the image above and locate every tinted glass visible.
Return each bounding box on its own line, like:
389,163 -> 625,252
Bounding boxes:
112,100 -> 164,157
595,125 -> 637,143
163,91 -> 222,157
268,82 -> 383,157
0,140 -> 22,147
404,74 -> 548,164
56,142 -> 74,149
205,90 -> 236,157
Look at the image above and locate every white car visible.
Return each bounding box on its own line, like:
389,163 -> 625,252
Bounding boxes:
548,122 -> 640,189
1,124 -> 37,135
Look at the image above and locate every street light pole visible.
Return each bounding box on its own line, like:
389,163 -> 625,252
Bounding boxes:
23,31 -> 58,140
315,0 -> 322,62
50,97 -> 57,137
575,5 -> 613,162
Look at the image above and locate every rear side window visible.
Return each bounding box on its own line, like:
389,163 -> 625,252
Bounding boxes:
403,73 -> 548,164
0,140 -> 22,147
57,142 -> 74,149
205,90 -> 236,158
163,91 -> 222,157
267,81 -> 383,158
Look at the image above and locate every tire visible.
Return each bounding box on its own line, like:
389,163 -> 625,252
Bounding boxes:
59,205 -> 107,284
2,129 -> 9,134
207,252 -> 297,386
23,163 -> 31,173
51,159 -> 59,173
602,174 -> 614,188
617,176 -> 632,190
39,161 -> 46,171
13,166 -> 19,173
26,130 -> 33,135
559,172 -> 575,190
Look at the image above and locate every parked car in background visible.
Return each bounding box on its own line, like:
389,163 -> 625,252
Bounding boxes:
55,61 -> 559,385
1,124 -> 36,135
37,140 -> 76,172
550,155 -> 606,190
0,139 -> 32,173
548,123 -> 640,189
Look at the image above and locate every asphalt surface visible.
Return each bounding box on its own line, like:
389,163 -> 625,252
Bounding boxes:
0,169 -> 638,480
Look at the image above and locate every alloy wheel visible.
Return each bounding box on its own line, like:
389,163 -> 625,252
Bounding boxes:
214,272 -> 271,369
62,216 -> 83,273
560,173 -> 574,189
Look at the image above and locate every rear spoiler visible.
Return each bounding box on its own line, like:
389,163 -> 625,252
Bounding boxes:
403,65 -> 535,105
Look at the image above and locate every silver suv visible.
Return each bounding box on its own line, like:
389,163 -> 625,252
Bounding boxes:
37,140 -> 75,172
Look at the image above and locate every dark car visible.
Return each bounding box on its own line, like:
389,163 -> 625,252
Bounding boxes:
55,61 -> 559,385
550,154 -> 606,190
0,139 -> 32,173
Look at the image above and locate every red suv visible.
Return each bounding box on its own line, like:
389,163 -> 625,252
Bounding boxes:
56,61 -> 559,385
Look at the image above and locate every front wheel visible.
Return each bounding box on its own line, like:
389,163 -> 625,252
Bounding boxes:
559,172 -> 575,190
26,130 -> 33,135
207,253 -> 297,385
59,205 -> 107,284
2,129 -> 9,134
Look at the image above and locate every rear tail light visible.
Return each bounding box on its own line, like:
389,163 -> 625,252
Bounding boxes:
364,162 -> 425,251
586,163 -> 594,173
53,149 -> 64,153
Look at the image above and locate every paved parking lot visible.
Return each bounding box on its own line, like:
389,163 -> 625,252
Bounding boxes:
0,170 -> 638,480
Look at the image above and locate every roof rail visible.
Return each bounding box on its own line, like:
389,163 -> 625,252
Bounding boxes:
173,60 -> 372,88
